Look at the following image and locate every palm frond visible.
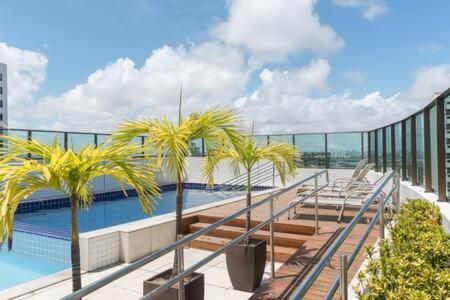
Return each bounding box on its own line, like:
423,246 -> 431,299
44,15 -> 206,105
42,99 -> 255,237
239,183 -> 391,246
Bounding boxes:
0,135 -> 160,249
202,136 -> 299,187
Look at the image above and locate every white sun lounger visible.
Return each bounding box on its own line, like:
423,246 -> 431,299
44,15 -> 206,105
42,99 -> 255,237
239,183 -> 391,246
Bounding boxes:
289,165 -> 383,222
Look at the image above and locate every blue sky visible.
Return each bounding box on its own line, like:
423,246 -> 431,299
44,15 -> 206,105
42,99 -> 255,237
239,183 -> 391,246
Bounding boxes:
0,0 -> 449,133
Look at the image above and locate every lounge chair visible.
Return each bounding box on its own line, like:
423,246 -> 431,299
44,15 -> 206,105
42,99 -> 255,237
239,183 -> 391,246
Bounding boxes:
295,163 -> 374,199
289,164 -> 382,222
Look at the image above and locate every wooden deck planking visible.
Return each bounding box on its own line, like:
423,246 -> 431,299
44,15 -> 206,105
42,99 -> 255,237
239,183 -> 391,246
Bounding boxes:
185,187 -> 381,299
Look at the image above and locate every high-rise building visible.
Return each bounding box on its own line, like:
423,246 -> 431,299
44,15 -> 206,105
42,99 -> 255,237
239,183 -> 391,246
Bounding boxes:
0,63 -> 8,127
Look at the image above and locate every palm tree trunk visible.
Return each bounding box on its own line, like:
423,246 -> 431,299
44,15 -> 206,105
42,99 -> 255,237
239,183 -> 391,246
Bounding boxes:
172,173 -> 184,277
70,194 -> 82,292
245,171 -> 252,245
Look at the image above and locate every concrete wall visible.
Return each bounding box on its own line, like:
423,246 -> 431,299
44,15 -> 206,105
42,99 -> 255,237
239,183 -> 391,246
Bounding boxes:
186,157 -> 354,187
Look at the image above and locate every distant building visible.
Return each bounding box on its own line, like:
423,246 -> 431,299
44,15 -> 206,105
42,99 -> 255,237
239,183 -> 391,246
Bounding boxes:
0,63 -> 8,127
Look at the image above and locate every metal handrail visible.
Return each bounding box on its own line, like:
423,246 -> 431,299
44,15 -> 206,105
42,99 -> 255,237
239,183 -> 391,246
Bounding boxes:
62,169 -> 329,300
212,161 -> 274,192
323,184 -> 397,299
289,171 -> 396,299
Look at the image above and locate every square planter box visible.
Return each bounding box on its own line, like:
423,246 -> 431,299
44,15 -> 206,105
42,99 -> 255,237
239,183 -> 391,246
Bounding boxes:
226,239 -> 267,292
143,268 -> 204,300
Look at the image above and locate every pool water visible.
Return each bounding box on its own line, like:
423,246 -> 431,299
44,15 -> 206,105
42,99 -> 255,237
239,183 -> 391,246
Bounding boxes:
15,190 -> 226,233
0,189 -> 231,291
0,250 -> 67,290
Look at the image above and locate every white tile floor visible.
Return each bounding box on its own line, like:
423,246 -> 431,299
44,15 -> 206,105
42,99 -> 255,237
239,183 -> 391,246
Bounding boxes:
14,248 -> 282,300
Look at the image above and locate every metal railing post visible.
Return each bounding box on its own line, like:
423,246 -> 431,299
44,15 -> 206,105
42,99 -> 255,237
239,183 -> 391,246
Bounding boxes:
177,234 -> 185,300
339,254 -> 348,300
314,173 -> 319,235
269,197 -> 275,279
379,192 -> 385,241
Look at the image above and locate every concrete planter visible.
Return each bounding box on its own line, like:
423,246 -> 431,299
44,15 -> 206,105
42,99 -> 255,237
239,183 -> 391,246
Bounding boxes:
143,268 -> 204,300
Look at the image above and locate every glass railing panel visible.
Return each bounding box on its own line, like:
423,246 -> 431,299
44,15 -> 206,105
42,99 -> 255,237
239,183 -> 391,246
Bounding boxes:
377,129 -> 383,172
31,130 -> 65,148
29,131 -> 65,160
363,132 -> 368,159
294,134 -> 326,168
6,129 -> 28,139
131,137 -> 142,146
254,135 -> 268,146
67,133 -> 95,152
394,122 -> 402,176
430,105 -> 438,191
327,132 -> 362,168
405,118 -> 412,179
445,96 -> 450,198
268,135 -> 294,145
416,113 -> 425,186
386,127 -> 392,171
97,134 -> 111,147
0,130 -> 29,158
189,138 -> 203,157
369,131 -> 375,163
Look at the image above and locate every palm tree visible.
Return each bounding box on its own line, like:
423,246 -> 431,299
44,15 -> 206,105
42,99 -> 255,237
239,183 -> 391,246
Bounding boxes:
112,107 -> 242,275
203,136 -> 299,238
0,136 -> 159,292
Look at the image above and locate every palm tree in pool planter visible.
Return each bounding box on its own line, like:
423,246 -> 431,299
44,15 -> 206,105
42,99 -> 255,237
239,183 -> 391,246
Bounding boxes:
112,107 -> 242,297
0,136 -> 159,292
203,136 -> 299,292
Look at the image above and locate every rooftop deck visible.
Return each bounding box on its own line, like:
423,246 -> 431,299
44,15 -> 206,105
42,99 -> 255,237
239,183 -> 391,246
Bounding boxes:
185,187 -> 380,299
4,182 -> 381,300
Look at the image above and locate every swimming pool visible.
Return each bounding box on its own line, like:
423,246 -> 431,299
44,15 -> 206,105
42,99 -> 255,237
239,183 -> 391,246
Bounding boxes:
15,189 -> 228,232
0,189 -> 234,291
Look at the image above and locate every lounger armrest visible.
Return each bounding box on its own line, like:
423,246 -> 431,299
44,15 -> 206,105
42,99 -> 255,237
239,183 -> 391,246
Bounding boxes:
332,178 -> 353,185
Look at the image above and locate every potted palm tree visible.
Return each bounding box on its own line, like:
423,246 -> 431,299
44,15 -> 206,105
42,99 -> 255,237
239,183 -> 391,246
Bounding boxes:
113,107 -> 242,299
0,136 -> 159,292
203,136 -> 299,292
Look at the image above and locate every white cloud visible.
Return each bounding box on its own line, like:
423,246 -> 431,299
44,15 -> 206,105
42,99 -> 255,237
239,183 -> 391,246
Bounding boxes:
406,64 -> 450,103
236,62 -> 450,134
212,0 -> 344,63
0,42 -> 48,126
417,42 -> 443,56
340,69 -> 367,83
5,39 -> 449,135
24,42 -> 249,131
334,0 -> 387,21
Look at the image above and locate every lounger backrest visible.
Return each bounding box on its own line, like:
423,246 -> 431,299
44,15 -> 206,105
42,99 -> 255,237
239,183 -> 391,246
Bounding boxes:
354,164 -> 372,182
351,159 -> 367,179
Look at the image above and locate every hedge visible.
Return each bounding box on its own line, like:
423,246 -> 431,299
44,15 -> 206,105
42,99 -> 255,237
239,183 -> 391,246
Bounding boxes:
356,199 -> 450,299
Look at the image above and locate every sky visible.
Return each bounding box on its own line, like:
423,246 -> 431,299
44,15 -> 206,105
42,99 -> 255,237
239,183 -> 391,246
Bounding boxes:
0,0 -> 450,134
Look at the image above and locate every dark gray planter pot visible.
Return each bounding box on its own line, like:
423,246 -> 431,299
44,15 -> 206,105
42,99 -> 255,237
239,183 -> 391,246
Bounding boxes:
143,268 -> 204,300
226,239 -> 267,292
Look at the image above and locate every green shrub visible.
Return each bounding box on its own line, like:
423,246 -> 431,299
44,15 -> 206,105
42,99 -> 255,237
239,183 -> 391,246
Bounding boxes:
356,199 -> 450,299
